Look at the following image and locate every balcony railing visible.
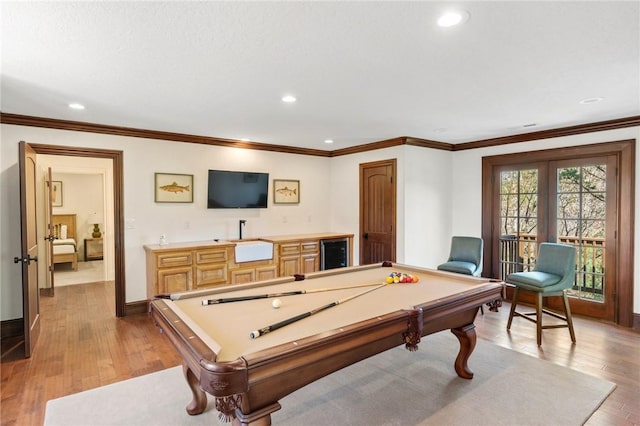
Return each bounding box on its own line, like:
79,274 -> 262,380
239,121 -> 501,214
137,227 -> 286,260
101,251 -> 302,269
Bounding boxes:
499,234 -> 605,302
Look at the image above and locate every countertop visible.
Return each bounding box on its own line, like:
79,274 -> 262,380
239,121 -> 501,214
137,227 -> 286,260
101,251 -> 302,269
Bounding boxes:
144,232 -> 353,251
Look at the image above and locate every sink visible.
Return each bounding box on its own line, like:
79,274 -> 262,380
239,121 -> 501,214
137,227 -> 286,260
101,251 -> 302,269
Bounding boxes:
234,241 -> 274,263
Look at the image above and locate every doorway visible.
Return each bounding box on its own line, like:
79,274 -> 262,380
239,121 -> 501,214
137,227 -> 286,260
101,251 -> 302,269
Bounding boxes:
24,143 -> 126,318
359,159 -> 397,265
481,139 -> 635,326
47,171 -> 108,289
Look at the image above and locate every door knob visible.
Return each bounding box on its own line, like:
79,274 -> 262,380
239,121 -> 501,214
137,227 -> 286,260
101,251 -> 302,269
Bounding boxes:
14,255 -> 38,264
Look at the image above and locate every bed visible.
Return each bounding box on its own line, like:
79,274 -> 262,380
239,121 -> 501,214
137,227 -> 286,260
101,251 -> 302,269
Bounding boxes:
52,214 -> 78,271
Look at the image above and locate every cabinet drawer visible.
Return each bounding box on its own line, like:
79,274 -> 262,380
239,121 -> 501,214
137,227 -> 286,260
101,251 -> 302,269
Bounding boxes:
157,251 -> 192,268
279,243 -> 300,256
196,249 -> 228,264
301,241 -> 319,254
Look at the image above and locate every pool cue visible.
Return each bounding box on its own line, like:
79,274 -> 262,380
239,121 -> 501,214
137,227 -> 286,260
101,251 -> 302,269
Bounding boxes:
249,283 -> 387,339
201,282 -> 382,305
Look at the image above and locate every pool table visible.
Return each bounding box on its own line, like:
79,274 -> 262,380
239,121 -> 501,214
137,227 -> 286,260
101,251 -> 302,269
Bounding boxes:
150,262 -> 503,425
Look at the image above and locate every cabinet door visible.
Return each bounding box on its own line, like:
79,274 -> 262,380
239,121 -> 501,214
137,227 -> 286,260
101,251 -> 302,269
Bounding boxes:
301,254 -> 319,274
230,269 -> 256,285
195,264 -> 227,289
157,266 -> 192,294
279,255 -> 300,277
256,265 -> 277,281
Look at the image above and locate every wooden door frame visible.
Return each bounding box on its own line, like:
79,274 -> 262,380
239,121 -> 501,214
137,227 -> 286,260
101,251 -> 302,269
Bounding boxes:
27,143 -> 126,317
359,159 -> 397,264
481,139 -> 635,327
44,167 -> 55,297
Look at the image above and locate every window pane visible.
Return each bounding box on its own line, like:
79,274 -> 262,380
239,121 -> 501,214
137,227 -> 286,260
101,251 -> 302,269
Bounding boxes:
557,193 -> 580,220
518,193 -> 537,217
498,169 -> 538,279
557,164 -> 607,303
582,193 -> 605,219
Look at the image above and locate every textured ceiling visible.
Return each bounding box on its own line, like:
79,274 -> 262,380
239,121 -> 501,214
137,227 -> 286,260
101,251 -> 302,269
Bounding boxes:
1,1 -> 639,151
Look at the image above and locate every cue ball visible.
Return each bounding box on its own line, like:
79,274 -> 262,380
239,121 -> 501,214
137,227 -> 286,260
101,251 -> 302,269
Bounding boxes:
272,298 -> 282,309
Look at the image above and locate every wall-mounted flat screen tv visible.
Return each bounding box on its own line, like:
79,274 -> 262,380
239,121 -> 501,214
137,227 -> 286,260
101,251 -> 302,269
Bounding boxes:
207,170 -> 269,208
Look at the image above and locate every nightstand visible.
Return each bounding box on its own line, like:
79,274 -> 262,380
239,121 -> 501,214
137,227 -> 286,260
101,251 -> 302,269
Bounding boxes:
84,238 -> 104,261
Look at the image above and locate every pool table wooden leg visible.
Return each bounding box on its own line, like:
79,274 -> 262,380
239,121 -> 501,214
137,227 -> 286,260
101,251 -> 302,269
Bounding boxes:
451,324 -> 477,379
183,364 -> 208,415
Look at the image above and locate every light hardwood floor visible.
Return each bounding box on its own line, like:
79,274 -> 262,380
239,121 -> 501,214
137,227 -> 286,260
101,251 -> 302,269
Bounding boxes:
1,281 -> 639,425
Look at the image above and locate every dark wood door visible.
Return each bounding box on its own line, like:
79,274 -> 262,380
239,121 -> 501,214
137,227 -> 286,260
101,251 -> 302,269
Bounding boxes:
488,150 -> 622,323
546,156 -> 617,320
18,141 -> 40,357
359,159 -> 396,265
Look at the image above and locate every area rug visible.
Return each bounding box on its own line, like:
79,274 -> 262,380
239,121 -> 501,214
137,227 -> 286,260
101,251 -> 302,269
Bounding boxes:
54,260 -> 104,286
44,332 -> 615,426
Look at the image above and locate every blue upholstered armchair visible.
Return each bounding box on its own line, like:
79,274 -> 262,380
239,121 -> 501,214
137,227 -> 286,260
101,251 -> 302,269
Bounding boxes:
437,236 -> 483,277
506,242 -> 577,346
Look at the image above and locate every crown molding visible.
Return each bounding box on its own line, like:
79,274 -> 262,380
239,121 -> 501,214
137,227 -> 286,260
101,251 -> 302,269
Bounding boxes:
453,115 -> 640,151
0,113 -> 332,158
2,112 -> 638,156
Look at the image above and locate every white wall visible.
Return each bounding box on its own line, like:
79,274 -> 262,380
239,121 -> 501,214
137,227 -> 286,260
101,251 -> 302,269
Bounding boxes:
2,123 -> 638,321
1,125 -> 334,318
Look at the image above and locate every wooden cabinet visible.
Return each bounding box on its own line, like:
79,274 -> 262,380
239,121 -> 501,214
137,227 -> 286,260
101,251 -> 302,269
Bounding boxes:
230,261 -> 277,284
195,249 -> 229,289
84,238 -> 104,261
277,240 -> 319,276
144,233 -> 352,299
145,244 -> 231,297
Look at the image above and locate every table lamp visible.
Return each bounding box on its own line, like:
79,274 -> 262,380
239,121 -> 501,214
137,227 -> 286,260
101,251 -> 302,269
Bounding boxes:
89,211 -> 103,238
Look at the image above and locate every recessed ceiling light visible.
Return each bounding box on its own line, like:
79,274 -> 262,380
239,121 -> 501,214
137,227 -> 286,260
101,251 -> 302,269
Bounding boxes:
281,95 -> 297,103
68,103 -> 85,110
579,97 -> 604,105
324,139 -> 334,144
437,10 -> 469,27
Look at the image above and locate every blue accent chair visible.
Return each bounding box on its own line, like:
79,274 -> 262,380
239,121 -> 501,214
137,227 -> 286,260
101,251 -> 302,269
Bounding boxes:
506,242 -> 577,346
437,236 -> 485,313
437,236 -> 483,277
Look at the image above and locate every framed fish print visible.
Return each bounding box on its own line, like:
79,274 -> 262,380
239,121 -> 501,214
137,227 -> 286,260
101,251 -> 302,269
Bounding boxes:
273,179 -> 300,204
155,173 -> 193,203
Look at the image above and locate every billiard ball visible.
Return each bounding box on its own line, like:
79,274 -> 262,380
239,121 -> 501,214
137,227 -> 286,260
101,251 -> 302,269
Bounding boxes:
272,298 -> 282,309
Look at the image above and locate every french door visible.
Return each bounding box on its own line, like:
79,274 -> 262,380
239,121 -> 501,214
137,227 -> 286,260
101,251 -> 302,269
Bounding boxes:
495,156 -> 616,320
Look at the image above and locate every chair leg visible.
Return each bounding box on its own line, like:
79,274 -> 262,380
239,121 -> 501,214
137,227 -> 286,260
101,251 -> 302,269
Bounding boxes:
507,287 -> 520,330
536,292 -> 543,346
562,290 -> 576,343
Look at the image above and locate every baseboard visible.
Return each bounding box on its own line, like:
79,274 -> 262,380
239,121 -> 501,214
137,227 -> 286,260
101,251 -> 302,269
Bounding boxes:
1,318 -> 24,339
124,300 -> 149,316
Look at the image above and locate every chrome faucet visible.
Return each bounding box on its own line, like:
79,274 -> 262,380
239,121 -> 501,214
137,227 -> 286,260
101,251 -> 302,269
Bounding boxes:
239,220 -> 246,240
